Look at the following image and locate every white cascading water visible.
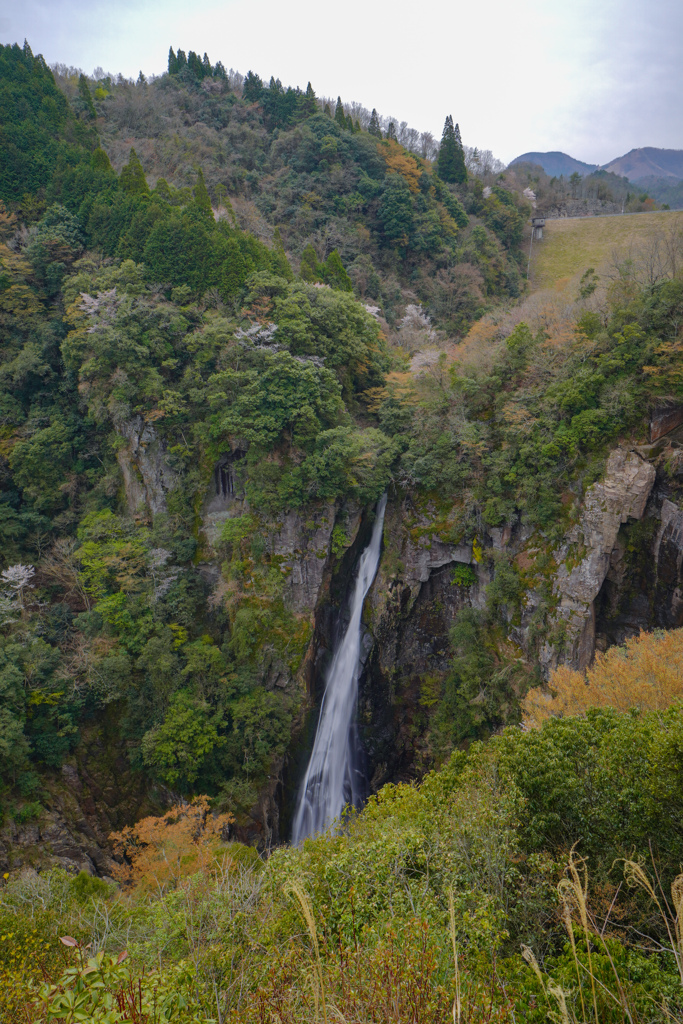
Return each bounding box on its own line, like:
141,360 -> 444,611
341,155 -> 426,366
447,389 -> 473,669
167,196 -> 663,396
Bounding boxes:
292,494 -> 387,843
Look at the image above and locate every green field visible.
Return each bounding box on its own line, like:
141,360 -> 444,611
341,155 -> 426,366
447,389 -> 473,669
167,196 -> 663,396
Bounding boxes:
529,209 -> 683,290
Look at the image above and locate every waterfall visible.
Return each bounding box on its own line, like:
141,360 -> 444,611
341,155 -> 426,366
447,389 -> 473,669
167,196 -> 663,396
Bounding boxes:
292,494 -> 387,843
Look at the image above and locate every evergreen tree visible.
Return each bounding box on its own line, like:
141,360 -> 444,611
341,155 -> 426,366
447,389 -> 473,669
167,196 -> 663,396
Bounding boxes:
453,123 -> 467,183
354,119 -> 361,133
91,148 -> 113,173
137,71 -> 147,86
77,73 -> 96,120
334,97 -> 346,129
202,53 -> 212,77
368,109 -> 382,138
378,175 -> 413,246
301,81 -> 317,117
323,249 -> 353,292
153,176 -> 174,203
243,71 -> 263,103
119,148 -> 149,195
213,61 -> 227,79
176,49 -> 187,69
386,121 -> 397,141
187,51 -> 203,79
323,103 -> 331,117
437,115 -> 467,184
300,243 -> 322,282
192,167 -> 213,220
168,47 -> 178,75
346,114 -> 354,132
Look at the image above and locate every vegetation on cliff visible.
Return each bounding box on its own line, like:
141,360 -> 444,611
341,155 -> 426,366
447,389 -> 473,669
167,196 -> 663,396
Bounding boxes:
2,37 -> 683,823
3,32 -> 683,1024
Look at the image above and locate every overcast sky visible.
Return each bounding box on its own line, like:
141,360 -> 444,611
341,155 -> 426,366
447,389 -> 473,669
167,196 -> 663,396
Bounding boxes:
2,0 -> 681,164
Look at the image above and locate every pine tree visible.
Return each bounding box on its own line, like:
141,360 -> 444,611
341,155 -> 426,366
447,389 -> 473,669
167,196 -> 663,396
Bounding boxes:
323,249 -> 353,292
324,103 -> 331,117
202,53 -> 212,77
386,121 -> 397,141
302,81 -> 317,117
168,47 -> 178,75
176,49 -> 187,69
119,148 -> 150,195
346,114 -> 354,132
91,148 -> 113,173
437,115 -> 467,184
213,61 -> 227,80
453,123 -> 467,183
300,243 -> 322,282
77,73 -> 96,120
368,109 -> 382,138
187,51 -> 203,79
243,71 -> 263,103
193,167 -> 213,220
334,97 -> 346,129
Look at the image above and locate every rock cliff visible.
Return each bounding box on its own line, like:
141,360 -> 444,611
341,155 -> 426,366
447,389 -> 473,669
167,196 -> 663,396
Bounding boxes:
10,434 -> 683,867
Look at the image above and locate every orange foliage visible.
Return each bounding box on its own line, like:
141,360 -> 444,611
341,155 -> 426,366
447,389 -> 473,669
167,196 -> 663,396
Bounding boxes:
363,371 -> 416,412
110,796 -> 234,890
522,628 -> 683,728
380,140 -> 423,193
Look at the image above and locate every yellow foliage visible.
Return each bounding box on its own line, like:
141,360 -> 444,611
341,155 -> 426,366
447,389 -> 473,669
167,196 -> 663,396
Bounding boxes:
0,919 -> 68,1024
0,244 -> 42,320
362,371 -> 416,412
379,140 -> 423,193
110,796 -> 234,891
522,628 -> 683,728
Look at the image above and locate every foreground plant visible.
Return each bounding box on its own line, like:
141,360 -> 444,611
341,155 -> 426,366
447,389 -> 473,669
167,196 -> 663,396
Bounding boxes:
34,936 -> 200,1024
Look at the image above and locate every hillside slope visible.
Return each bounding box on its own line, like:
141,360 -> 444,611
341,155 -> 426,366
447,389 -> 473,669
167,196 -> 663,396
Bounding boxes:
604,146 -> 683,181
529,209 -> 683,289
3,41 -> 683,870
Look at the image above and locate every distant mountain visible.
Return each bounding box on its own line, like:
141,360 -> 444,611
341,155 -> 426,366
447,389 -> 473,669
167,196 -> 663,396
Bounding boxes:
509,151 -> 598,177
603,148 -> 683,181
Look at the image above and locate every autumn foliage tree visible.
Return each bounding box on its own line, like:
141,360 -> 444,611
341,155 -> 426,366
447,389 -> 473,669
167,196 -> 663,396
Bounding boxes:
110,796 -> 234,890
522,628 -> 683,727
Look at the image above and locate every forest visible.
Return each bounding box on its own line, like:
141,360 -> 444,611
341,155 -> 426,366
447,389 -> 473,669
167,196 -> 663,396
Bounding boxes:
2,37 -> 683,1022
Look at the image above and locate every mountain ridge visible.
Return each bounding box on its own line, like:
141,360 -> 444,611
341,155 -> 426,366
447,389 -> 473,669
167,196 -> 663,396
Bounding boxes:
509,150 -> 597,177
511,146 -> 683,182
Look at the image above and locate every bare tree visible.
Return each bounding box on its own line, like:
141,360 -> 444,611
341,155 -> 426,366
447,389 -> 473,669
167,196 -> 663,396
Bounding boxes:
465,146 -> 505,179
420,132 -> 438,161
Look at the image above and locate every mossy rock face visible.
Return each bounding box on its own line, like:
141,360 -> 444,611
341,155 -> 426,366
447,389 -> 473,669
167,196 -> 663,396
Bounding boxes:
1,711 -> 167,877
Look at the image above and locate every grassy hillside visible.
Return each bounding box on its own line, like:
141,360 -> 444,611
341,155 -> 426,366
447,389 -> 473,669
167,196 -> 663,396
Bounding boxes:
530,209 -> 683,290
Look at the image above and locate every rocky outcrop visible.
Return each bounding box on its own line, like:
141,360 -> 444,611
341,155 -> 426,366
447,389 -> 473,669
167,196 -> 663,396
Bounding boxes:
540,198 -> 623,219
651,405 -> 683,442
1,719 -> 163,877
654,498 -> 683,628
268,504 -> 350,613
543,449 -> 656,670
117,416 -> 177,515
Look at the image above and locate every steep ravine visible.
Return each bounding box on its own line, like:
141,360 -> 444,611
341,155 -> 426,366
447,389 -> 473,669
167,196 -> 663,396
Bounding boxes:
6,423 -> 683,871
